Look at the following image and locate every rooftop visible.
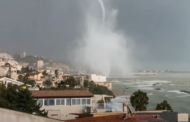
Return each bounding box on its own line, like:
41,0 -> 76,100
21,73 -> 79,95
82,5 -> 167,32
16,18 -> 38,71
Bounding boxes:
31,90 -> 93,98
65,114 -> 143,122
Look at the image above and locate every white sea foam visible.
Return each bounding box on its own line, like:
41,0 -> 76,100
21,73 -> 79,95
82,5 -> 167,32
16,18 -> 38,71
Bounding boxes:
148,93 -> 153,95
168,90 -> 187,94
142,80 -> 171,84
111,80 -> 121,83
170,84 -> 175,86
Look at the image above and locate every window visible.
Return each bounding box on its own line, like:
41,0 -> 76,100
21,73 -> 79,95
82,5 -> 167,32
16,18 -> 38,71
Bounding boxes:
44,99 -> 48,106
56,99 -> 61,105
87,99 -> 91,105
66,98 -> 70,105
61,99 -> 65,105
56,99 -> 65,105
72,99 -> 76,105
82,99 -> 86,105
37,99 -> 43,106
77,99 -> 80,105
49,99 -> 55,106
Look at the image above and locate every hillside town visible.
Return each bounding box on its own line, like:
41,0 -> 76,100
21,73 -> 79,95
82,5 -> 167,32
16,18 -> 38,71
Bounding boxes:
0,51 -> 189,122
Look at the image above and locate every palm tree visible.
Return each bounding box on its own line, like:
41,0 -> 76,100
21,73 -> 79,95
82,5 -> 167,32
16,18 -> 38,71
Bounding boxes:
130,90 -> 149,111
155,100 -> 173,112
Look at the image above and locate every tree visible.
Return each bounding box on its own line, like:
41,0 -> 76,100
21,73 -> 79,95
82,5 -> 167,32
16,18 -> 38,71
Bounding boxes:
65,76 -> 77,88
21,67 -> 33,74
0,83 -> 47,116
88,81 -> 115,97
130,90 -> 149,111
54,70 -> 58,78
42,70 -> 48,76
155,100 -> 173,111
19,74 -> 35,87
17,75 -> 23,81
83,80 -> 89,88
43,80 -> 52,89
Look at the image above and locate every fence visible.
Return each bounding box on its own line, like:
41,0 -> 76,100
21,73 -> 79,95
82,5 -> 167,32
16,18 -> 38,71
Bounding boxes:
91,103 -> 123,113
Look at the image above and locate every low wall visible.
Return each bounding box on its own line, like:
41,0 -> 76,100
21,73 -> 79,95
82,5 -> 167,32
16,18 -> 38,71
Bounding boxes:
0,108 -> 62,122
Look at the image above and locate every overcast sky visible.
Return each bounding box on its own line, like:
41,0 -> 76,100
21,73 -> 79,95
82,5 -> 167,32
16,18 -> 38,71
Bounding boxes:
0,0 -> 190,70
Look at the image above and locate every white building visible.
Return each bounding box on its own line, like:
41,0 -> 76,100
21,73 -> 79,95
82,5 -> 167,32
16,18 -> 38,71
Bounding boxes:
37,60 -> 44,70
89,74 -> 106,82
0,77 -> 31,87
31,90 -> 93,120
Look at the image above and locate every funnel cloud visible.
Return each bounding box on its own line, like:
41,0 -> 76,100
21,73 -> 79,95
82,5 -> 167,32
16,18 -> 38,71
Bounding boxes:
97,0 -> 105,25
76,0 -> 132,76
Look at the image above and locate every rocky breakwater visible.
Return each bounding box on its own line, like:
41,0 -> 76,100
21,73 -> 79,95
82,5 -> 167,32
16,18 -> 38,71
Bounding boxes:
180,90 -> 190,94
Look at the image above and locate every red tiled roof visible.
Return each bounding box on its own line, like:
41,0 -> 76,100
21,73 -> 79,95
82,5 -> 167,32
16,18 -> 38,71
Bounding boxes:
65,114 -> 144,122
31,90 -> 93,98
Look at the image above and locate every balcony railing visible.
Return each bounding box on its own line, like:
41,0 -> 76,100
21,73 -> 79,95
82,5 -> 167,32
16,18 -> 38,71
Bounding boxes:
91,103 -> 123,113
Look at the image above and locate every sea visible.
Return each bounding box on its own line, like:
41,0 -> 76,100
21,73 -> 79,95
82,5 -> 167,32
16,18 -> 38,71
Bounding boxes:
109,73 -> 190,115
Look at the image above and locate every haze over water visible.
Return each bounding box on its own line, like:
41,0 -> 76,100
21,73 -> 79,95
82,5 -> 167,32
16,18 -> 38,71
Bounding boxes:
109,73 -> 190,115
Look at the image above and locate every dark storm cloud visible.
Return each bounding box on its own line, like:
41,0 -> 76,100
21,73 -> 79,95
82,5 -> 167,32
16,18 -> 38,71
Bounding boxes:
0,0 -> 190,70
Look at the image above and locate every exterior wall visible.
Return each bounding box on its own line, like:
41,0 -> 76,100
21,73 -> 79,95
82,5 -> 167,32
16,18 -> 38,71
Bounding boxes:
29,73 -> 43,81
37,97 -> 92,120
0,61 -> 5,66
37,60 -> 44,69
42,105 -> 85,120
0,67 -> 8,76
0,108 -> 61,122
95,82 -> 112,90
90,74 -> 106,82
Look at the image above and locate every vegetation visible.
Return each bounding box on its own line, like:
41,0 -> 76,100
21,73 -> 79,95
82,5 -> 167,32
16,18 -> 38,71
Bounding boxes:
21,66 -> 34,74
0,83 -> 47,116
130,90 -> 149,111
84,80 -> 115,97
17,74 -> 35,87
42,70 -> 48,76
155,100 -> 173,111
43,80 -> 52,89
54,70 -> 58,78
97,99 -> 104,103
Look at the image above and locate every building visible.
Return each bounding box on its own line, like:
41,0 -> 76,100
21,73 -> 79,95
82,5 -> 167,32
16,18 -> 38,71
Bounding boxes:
37,60 -> 44,70
66,113 -> 142,122
28,72 -> 43,81
89,74 -> 106,82
0,77 -> 31,87
20,52 -> 26,58
31,90 -> 94,120
88,74 -> 112,90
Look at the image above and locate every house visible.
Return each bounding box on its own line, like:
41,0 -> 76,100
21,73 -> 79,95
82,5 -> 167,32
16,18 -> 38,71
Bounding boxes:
135,111 -> 189,122
31,90 -> 94,120
65,113 -> 142,122
0,77 -> 31,87
88,74 -> 113,90
28,72 -> 43,81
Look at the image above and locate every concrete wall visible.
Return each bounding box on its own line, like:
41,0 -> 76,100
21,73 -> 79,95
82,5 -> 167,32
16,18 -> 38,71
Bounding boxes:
90,74 -> 106,82
0,108 -> 62,122
41,105 -> 85,120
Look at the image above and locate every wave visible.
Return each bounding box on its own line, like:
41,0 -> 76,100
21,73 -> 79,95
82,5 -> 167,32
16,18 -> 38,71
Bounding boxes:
148,93 -> 153,95
111,80 -> 121,83
142,80 -> 171,84
169,84 -> 175,86
168,90 -> 190,96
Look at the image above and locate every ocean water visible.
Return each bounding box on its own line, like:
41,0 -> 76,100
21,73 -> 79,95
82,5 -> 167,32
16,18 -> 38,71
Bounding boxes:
109,73 -> 190,114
